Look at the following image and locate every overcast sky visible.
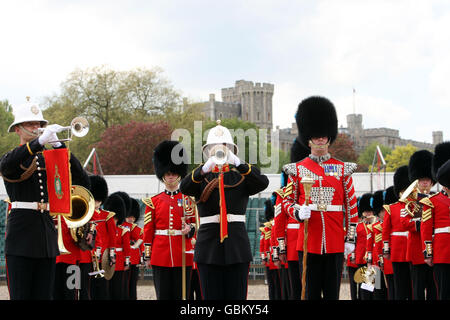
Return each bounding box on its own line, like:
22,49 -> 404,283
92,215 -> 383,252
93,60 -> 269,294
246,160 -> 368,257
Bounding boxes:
1,0 -> 449,144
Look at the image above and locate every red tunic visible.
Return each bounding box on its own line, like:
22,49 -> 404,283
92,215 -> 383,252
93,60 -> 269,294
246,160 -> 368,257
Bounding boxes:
113,224 -> 131,271
282,157 -> 359,255
273,188 -> 300,261
143,191 -> 195,267
355,222 -> 368,265
122,222 -> 143,265
382,202 -> 408,262
399,197 -> 425,265
420,192 -> 450,264
91,209 -> 116,258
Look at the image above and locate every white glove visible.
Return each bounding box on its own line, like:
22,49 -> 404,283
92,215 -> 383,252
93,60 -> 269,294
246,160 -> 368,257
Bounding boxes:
293,204 -> 311,221
344,242 -> 355,257
38,124 -> 65,146
228,151 -> 241,167
202,157 -> 216,174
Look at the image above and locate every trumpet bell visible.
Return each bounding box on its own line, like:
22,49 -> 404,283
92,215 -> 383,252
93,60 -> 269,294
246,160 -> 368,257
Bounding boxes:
71,117 -> 89,138
209,144 -> 229,166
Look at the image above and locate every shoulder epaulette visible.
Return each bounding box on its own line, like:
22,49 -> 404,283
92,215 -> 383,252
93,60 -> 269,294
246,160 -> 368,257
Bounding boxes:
264,221 -> 272,228
344,162 -> 358,176
383,204 -> 391,215
367,224 -> 373,232
419,196 -> 434,208
120,225 -> 130,236
259,226 -> 266,234
374,223 -> 383,232
142,196 -> 155,209
283,182 -> 293,198
274,188 -> 285,199
282,163 -> 297,176
102,209 -> 116,221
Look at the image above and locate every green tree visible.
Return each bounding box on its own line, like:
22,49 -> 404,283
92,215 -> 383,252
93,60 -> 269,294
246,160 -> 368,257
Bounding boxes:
385,144 -> 418,172
0,100 -> 18,156
357,142 -> 392,172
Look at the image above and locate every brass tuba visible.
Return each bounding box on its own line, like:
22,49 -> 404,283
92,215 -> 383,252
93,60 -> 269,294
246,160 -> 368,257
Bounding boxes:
354,265 -> 376,285
399,180 -> 422,218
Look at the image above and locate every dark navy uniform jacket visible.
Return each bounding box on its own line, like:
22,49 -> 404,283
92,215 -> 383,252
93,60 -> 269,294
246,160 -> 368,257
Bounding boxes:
0,138 -> 90,258
180,162 -> 269,265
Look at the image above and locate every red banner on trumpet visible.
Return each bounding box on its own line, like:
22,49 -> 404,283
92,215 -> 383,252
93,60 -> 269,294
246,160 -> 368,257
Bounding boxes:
43,148 -> 72,216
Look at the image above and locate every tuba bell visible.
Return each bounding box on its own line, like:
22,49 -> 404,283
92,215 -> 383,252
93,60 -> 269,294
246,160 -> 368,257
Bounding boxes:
67,185 -> 96,251
354,265 -> 376,285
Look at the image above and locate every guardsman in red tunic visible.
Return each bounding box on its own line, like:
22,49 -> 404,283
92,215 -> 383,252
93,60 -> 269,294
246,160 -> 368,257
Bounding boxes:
282,96 -> 358,300
273,139 -> 310,300
262,217 -> 281,300
378,186 -> 397,300
382,165 -> 412,300
143,140 -> 196,300
399,150 -> 437,300
354,193 -> 374,300
367,190 -> 387,300
421,142 -> 450,300
103,193 -> 131,300
88,175 -> 116,300
123,198 -> 144,300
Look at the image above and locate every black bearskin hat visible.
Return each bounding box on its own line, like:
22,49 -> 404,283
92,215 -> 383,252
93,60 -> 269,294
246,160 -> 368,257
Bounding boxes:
264,199 -> 274,221
153,140 -> 188,180
393,165 -> 410,198
296,96 -> 338,148
437,159 -> 450,188
103,193 -> 126,225
432,141 -> 450,180
113,191 -> 132,217
89,175 -> 109,203
383,186 -> 398,205
358,193 -> 373,216
372,190 -> 384,216
130,198 -> 141,221
408,150 -> 435,183
290,138 -> 311,163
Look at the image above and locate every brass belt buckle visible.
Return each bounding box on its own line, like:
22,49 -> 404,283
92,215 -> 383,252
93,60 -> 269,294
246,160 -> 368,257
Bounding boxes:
37,202 -> 47,211
317,203 -> 327,211
168,229 -> 175,235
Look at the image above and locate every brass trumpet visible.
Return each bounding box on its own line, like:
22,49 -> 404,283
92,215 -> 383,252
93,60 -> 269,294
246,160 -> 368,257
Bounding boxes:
38,117 -> 89,143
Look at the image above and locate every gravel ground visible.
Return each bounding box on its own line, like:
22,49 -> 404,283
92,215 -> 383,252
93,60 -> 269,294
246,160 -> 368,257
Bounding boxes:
0,280 -> 351,300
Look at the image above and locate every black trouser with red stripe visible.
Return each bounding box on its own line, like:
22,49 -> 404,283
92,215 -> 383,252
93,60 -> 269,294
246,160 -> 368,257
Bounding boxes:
152,265 -> 192,300
392,262 -> 412,300
197,263 -> 249,300
288,260 -> 302,300
433,263 -> 450,300
6,255 -> 56,300
298,252 -> 343,300
410,263 -> 437,300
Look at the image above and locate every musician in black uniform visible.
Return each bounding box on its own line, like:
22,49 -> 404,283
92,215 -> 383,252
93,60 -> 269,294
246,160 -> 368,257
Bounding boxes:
180,120 -> 269,300
0,98 -> 90,300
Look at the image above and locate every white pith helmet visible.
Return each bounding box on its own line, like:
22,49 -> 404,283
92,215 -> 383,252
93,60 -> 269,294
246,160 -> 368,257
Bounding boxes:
202,120 -> 238,157
7,97 -> 48,133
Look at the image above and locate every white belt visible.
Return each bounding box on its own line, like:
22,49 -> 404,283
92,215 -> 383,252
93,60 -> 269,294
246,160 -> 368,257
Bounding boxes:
115,248 -> 123,252
155,229 -> 182,236
435,227 -> 450,234
287,223 -> 300,229
200,214 -> 245,225
308,204 -> 343,212
391,231 -> 409,237
11,201 -> 49,211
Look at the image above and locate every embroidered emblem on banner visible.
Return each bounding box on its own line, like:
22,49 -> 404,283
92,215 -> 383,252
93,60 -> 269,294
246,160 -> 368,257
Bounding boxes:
54,165 -> 64,200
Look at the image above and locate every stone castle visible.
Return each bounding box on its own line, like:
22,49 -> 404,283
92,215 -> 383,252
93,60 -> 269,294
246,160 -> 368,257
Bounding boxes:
197,80 -> 444,155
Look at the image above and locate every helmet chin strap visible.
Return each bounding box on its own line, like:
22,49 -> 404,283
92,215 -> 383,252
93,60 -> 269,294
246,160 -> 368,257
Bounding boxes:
18,124 -> 39,138
163,176 -> 181,189
308,139 -> 330,150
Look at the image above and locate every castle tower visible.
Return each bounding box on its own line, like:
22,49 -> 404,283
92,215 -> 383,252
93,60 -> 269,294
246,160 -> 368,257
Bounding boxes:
433,131 -> 443,145
346,114 -> 365,153
221,80 -> 274,131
